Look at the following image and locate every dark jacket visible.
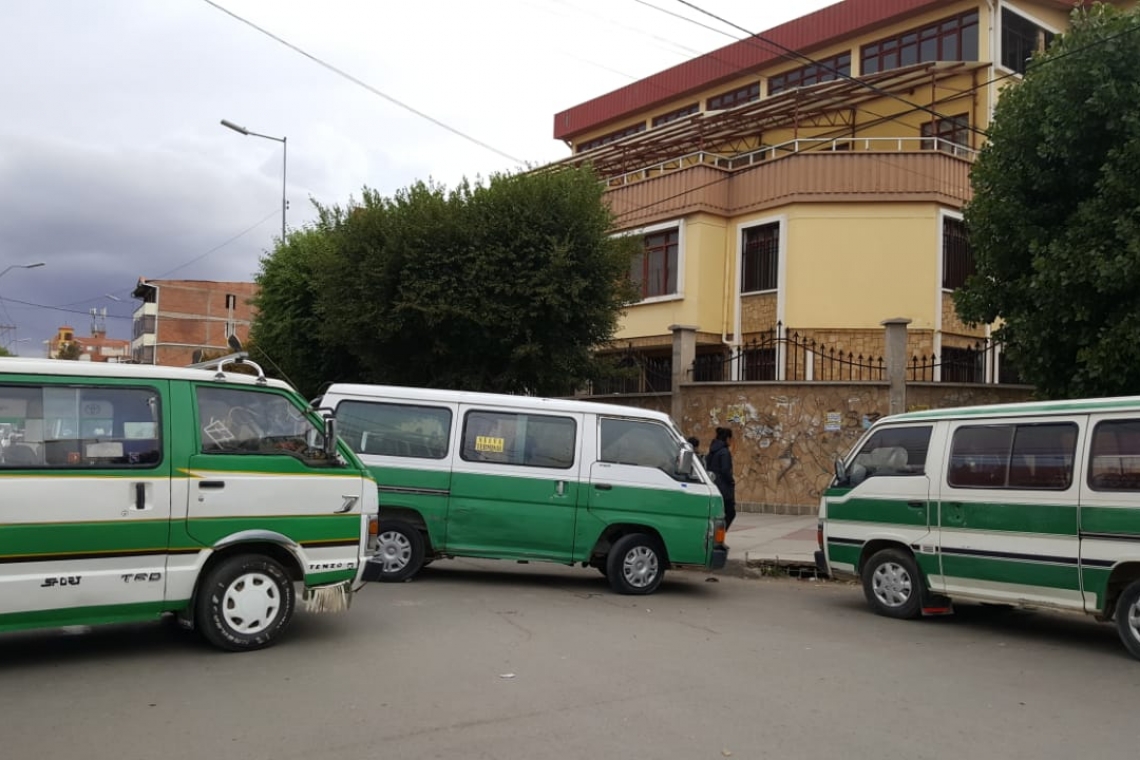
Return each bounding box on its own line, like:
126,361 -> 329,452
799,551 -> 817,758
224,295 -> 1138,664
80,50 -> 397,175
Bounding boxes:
706,439 -> 735,503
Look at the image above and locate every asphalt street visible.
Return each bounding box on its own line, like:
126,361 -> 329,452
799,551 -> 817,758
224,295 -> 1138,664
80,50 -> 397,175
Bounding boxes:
1,560 -> 1137,760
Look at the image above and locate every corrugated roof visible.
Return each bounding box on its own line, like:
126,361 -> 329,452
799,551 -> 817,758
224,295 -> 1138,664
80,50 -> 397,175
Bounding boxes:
553,0 -> 955,140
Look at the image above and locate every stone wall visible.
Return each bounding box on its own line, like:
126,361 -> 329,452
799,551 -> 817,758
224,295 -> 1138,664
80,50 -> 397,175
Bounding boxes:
580,381 -> 1034,515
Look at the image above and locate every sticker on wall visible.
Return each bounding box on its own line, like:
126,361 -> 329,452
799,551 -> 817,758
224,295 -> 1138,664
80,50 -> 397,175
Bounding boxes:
825,412 -> 842,432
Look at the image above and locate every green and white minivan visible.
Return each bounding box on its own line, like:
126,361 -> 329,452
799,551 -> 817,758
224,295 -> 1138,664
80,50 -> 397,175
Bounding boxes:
320,384 -> 728,594
817,396 -> 1140,659
0,356 -> 378,651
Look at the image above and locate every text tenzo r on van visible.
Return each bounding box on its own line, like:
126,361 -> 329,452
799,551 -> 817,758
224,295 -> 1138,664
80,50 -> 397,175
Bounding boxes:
817,396 -> 1140,660
320,384 -> 729,594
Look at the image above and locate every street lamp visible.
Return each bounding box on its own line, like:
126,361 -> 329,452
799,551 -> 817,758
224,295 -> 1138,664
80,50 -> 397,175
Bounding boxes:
220,119 -> 287,242
0,262 -> 46,280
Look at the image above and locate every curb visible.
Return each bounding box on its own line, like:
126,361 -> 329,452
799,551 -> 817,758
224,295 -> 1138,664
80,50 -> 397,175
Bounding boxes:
711,556 -> 829,580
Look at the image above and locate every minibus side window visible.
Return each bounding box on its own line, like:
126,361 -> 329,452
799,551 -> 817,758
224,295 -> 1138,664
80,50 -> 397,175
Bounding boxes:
599,417 -> 687,481
460,410 -> 576,469
949,422 -> 1076,489
849,425 -> 932,482
1089,419 -> 1140,491
335,401 -> 451,459
196,386 -> 325,460
0,384 -> 161,469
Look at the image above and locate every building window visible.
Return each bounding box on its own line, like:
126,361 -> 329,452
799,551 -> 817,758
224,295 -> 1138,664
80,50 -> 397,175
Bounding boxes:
861,11 -> 979,75
921,113 -> 971,155
630,229 -> 679,300
741,222 -> 779,293
707,82 -> 760,111
940,345 -> 984,383
942,217 -> 974,290
577,122 -> 648,152
1002,8 -> 1054,75
768,53 -> 851,95
652,103 -> 699,127
743,346 -> 776,381
225,293 -> 237,310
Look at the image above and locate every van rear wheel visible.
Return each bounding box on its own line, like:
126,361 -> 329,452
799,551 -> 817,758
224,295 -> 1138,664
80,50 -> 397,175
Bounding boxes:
862,548 -> 923,620
1114,579 -> 1140,660
373,520 -> 425,583
195,554 -> 295,651
606,533 -> 665,595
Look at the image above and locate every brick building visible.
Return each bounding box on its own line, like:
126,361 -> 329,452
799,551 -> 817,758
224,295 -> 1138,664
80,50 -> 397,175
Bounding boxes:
130,278 -> 258,366
46,320 -> 130,362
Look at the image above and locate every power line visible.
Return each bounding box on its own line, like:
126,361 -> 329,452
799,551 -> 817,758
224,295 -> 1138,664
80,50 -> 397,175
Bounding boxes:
199,0 -> 522,164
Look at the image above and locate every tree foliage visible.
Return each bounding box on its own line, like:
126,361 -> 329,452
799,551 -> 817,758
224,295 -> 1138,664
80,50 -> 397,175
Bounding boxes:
957,4 -> 1140,398
252,166 -> 639,398
56,342 -> 82,361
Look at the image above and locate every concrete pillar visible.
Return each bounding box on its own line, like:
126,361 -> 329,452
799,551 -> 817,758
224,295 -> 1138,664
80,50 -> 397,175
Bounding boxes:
669,324 -> 698,424
881,317 -> 912,417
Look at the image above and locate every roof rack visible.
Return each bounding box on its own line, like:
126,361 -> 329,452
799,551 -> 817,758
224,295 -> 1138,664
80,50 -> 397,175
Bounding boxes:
186,351 -> 268,385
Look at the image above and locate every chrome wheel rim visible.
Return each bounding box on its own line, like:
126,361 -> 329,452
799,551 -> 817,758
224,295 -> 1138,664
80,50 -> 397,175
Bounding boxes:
872,562 -> 913,608
622,545 -> 659,588
222,572 -> 280,634
1128,597 -> 1140,643
378,530 -> 412,573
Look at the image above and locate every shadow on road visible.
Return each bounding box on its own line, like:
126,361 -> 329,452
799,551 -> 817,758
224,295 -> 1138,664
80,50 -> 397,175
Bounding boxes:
0,619 -> 191,669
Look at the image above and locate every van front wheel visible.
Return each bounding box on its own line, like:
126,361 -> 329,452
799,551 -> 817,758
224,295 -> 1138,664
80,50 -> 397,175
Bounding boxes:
195,554 -> 295,651
1114,579 -> 1140,660
862,548 -> 923,620
607,534 -> 665,595
374,521 -> 425,582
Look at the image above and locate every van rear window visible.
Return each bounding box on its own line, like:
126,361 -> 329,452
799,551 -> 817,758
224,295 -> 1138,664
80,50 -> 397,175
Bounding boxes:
948,422 -> 1076,490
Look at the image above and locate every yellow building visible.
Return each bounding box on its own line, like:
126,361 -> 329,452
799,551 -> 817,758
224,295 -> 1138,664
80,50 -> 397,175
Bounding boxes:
553,0 -> 1131,390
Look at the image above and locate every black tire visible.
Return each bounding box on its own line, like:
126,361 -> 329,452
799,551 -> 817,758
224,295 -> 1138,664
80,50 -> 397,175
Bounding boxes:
861,548 -> 924,620
195,554 -> 295,651
372,520 -> 426,583
1114,579 -> 1140,660
606,533 -> 666,595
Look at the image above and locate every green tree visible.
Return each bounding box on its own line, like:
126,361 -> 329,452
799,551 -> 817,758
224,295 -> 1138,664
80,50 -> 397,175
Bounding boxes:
56,342 -> 82,361
957,4 -> 1140,398
0,346 -> 11,358
251,226 -> 364,398
254,166 -> 638,398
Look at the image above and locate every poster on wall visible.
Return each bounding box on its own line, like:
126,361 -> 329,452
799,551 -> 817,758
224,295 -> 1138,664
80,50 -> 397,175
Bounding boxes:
825,412 -> 842,432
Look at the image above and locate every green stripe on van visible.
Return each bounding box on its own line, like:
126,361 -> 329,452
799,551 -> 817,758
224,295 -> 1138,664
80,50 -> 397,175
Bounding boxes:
827,498 -> 928,526
0,601 -> 178,634
1080,506 -> 1140,536
941,554 -> 1080,590
942,502 -> 1077,535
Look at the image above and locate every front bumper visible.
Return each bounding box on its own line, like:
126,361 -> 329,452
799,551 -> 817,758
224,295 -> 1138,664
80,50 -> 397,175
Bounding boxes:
361,558 -> 384,583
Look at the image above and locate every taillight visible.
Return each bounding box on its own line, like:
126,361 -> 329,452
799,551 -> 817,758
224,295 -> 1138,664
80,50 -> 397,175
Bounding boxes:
816,522 -> 824,550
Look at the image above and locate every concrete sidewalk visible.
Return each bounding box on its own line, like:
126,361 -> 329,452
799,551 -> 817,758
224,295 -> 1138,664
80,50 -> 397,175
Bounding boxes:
716,511 -> 820,576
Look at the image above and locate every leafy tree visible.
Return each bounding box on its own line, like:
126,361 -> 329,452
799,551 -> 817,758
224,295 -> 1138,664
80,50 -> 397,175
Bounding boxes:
254,166 -> 638,398
0,346 -> 11,358
957,4 -> 1140,398
56,342 -> 82,361
251,226 -> 364,398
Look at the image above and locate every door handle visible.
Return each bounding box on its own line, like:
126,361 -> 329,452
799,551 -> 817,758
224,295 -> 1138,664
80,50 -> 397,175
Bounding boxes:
134,482 -> 146,510
594,483 -> 612,491
199,480 -> 225,490
907,500 -> 925,509
555,481 -> 566,497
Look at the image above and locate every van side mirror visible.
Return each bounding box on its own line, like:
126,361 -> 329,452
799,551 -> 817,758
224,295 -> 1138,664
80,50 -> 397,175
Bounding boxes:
676,447 -> 694,477
834,457 -> 848,486
323,416 -> 339,459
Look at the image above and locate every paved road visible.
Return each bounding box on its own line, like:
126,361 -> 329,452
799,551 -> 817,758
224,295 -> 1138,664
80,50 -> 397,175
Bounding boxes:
2,561 -> 1138,760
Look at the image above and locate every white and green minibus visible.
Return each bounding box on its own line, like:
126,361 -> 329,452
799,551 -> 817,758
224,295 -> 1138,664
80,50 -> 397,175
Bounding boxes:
320,384 -> 728,594
817,396 -> 1140,659
0,356 -> 379,650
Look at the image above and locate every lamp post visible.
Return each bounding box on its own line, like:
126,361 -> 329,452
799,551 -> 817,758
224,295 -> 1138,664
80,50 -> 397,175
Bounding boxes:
220,119 -> 287,242
0,262 -> 46,280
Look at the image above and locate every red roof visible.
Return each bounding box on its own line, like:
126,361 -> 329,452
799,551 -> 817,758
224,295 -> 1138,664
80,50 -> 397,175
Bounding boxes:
553,0 -> 953,140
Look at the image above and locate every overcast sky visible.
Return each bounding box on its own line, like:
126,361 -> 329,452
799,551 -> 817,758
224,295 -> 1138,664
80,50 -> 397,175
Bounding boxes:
0,0 -> 836,353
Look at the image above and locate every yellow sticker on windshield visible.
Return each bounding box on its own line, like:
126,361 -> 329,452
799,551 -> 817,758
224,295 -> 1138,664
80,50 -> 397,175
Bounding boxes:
475,436 -> 505,453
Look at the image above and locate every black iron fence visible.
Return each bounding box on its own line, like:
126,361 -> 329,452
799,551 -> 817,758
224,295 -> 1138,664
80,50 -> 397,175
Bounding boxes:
691,323 -> 885,383
589,349 -> 672,395
908,339 -> 1022,384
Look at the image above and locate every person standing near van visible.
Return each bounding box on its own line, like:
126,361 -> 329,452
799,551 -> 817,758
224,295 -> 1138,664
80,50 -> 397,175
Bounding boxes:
686,436 -> 704,466
706,427 -> 736,529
